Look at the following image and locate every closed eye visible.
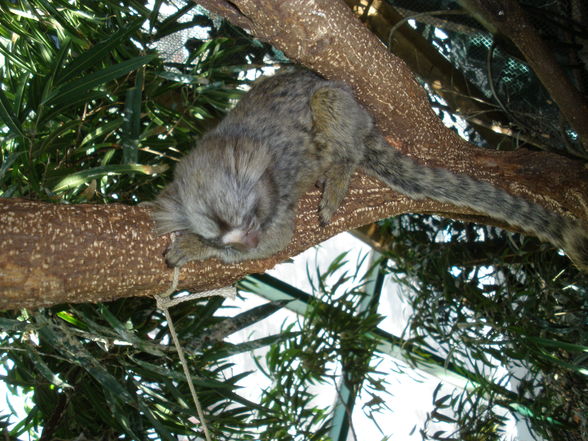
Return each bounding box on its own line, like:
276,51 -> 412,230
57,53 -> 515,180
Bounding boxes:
199,210 -> 231,236
196,233 -> 224,249
211,214 -> 231,234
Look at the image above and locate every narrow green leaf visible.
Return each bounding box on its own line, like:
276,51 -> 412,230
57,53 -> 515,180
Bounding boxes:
526,335 -> 588,353
12,72 -> 30,120
137,399 -> 178,441
125,357 -> 233,390
148,0 -> 164,29
55,311 -> 88,330
47,38 -> 72,89
431,410 -> 457,424
103,399 -> 141,441
44,54 -> 157,109
0,87 -> 25,138
80,118 -> 124,147
433,394 -> 451,408
122,67 -> 144,163
53,163 -> 162,191
27,351 -> 73,389
100,148 -> 117,166
156,3 -> 199,39
36,0 -> 81,38
97,304 -> 165,357
87,365 -> 135,402
198,300 -> 291,343
201,332 -> 300,362
60,19 -> 145,83
0,151 -> 24,188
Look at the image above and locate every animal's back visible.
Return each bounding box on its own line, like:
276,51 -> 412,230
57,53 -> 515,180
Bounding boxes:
215,71 -> 329,191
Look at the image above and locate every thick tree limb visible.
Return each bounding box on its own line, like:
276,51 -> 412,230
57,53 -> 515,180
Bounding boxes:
345,0 -> 547,151
2,0 -> 587,310
0,182 -> 473,310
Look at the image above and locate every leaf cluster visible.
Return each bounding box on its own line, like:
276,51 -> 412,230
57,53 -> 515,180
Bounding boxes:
0,0 -> 276,204
245,253 -> 389,441
0,294 -> 306,440
380,214 -> 588,440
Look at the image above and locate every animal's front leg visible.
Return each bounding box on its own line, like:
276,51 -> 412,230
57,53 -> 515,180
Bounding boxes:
165,231 -> 217,267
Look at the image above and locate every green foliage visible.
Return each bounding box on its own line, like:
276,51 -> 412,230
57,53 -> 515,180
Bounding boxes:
420,383 -> 508,441
245,253 -> 388,441
0,0 -> 271,204
0,296 -> 299,440
381,214 -> 588,440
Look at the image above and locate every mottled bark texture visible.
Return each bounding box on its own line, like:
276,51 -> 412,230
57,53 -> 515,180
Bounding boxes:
1,0 -> 587,310
1,183 -> 468,309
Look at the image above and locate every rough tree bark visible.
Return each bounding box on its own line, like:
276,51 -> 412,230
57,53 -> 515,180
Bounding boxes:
1,0 -> 586,310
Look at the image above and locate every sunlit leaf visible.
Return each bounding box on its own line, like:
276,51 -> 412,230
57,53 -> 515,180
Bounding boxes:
59,19 -> 145,83
53,163 -> 166,191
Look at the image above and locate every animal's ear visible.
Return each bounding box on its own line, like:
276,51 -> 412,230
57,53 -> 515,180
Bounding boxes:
147,184 -> 190,235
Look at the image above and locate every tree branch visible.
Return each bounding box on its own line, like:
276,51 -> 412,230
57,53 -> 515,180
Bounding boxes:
0,181 -> 474,310
345,0 -> 549,152
2,0 -> 587,309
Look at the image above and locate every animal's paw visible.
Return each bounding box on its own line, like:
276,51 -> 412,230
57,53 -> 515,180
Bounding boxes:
163,232 -> 213,267
164,242 -> 190,267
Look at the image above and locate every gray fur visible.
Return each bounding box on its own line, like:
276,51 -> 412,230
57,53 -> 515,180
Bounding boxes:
150,70 -> 587,271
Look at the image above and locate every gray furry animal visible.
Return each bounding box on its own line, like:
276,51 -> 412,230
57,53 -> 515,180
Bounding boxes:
150,69 -> 588,271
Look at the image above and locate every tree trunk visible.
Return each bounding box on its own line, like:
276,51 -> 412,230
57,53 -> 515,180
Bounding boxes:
1,0 -> 586,310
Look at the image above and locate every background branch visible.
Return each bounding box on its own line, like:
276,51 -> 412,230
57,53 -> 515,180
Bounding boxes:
460,0 -> 588,148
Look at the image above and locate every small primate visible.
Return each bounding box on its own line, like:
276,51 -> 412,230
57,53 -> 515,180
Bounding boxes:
150,69 -> 588,271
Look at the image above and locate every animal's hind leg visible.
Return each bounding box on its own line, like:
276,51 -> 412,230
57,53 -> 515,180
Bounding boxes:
310,85 -> 367,224
317,163 -> 355,224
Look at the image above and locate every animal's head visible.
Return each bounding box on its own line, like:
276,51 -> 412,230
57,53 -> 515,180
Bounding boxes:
152,135 -> 277,253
